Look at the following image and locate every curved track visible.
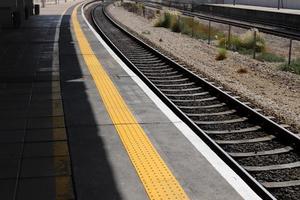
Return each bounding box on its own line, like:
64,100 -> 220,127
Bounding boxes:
88,2 -> 300,200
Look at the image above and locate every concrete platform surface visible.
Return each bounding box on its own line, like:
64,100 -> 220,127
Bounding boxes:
197,3 -> 300,30
210,4 -> 300,15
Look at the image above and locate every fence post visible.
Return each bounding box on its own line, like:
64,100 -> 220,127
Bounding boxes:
253,30 -> 257,59
192,17 -> 194,38
208,21 -> 211,45
227,25 -> 231,49
288,39 -> 293,65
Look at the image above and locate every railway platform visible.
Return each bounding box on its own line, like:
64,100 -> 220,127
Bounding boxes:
0,0 -> 261,199
209,4 -> 300,15
196,3 -> 300,31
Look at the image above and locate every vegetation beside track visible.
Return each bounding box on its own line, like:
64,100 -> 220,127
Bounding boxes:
119,1 -> 299,75
280,58 -> 300,74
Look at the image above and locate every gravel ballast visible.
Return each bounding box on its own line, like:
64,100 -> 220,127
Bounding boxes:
107,5 -> 300,131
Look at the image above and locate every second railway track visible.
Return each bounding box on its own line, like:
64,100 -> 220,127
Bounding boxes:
88,2 -> 300,199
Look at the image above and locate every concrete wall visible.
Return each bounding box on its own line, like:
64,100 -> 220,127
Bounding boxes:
223,0 -> 300,9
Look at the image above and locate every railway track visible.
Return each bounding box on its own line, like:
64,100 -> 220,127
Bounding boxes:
88,2 -> 300,199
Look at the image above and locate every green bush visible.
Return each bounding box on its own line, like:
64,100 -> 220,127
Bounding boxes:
280,58 -> 300,75
256,52 -> 285,62
216,48 -> 227,61
218,35 -> 241,50
179,17 -> 196,37
218,29 -> 266,53
122,2 -> 145,15
154,13 -> 224,39
154,11 -> 182,33
240,30 -> 265,52
154,12 -> 172,28
171,18 -> 181,32
179,16 -> 223,40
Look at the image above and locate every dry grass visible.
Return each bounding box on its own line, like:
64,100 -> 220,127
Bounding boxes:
122,2 -> 145,16
216,48 -> 227,61
280,58 -> 300,75
154,11 -> 224,40
219,29 -> 266,53
237,68 -> 248,74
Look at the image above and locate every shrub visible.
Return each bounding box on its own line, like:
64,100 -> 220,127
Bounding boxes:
280,58 -> 300,75
154,16 -> 163,27
239,29 -> 265,52
179,16 -> 193,35
122,2 -> 145,16
179,17 -> 223,40
218,29 -> 266,53
171,17 -> 181,32
237,68 -> 248,73
218,35 -> 241,50
256,52 -> 285,62
154,13 -> 224,40
154,11 -> 178,28
161,12 -> 171,27
216,48 -> 227,61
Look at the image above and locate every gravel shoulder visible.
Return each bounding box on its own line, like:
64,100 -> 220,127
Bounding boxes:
107,5 -> 300,132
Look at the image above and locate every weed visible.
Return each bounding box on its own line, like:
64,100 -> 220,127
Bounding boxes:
256,52 -> 285,62
154,12 -> 224,39
240,29 -> 265,52
238,48 -> 253,55
280,58 -> 300,75
216,48 -> 227,61
237,68 -> 248,73
218,29 -> 266,53
154,12 -> 173,28
180,16 -> 223,40
171,18 -> 181,32
122,2 -> 145,16
142,30 -> 151,34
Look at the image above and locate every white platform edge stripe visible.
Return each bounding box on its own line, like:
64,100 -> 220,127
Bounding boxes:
80,4 -> 261,200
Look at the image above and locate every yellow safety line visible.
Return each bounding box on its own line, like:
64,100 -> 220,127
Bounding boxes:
72,5 -> 189,200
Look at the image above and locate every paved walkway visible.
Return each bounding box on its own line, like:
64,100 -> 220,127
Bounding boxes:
210,4 -> 300,15
0,1 -> 79,199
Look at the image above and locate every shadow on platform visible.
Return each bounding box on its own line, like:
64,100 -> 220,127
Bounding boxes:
59,7 -> 122,200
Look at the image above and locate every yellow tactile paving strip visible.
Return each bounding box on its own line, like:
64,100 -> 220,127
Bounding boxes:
71,4 -> 189,200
